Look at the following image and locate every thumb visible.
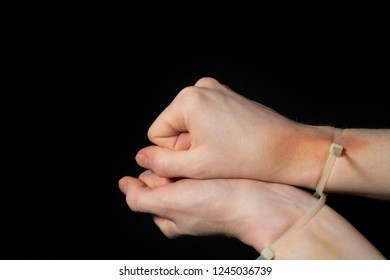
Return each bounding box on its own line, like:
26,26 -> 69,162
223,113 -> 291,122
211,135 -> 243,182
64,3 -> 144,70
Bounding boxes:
135,145 -> 200,178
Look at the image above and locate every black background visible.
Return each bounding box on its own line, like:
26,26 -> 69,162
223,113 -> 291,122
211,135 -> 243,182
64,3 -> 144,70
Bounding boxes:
2,2 -> 389,259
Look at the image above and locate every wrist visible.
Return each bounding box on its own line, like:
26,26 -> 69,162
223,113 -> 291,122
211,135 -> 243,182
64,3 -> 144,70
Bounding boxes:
237,185 -> 319,255
280,123 -> 336,189
243,190 -> 385,260
275,203 -> 385,259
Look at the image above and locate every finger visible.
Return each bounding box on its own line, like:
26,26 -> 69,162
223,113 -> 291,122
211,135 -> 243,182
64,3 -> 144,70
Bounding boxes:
135,145 -> 202,178
152,215 -> 180,239
147,98 -> 189,149
138,170 -> 172,188
118,176 -> 158,214
148,77 -> 230,149
119,176 -> 181,216
118,176 -> 132,194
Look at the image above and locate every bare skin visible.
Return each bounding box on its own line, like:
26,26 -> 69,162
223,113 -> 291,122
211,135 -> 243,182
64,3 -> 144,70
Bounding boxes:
119,171 -> 385,259
120,77 -> 390,259
136,77 -> 390,199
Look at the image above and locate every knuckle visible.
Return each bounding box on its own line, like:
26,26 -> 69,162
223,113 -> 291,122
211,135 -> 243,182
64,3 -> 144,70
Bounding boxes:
176,85 -> 211,109
194,77 -> 219,88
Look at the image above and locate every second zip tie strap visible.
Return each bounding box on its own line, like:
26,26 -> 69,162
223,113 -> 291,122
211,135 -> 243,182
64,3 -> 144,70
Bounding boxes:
314,128 -> 343,197
257,194 -> 327,260
257,128 -> 343,260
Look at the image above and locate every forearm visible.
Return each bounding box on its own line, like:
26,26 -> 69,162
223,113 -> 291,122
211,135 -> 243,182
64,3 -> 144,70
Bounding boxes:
276,204 -> 385,259
244,202 -> 386,260
280,126 -> 390,199
328,128 -> 390,199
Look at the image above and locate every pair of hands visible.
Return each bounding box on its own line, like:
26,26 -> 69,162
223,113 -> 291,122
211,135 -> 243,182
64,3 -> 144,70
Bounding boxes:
118,77 -> 386,259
